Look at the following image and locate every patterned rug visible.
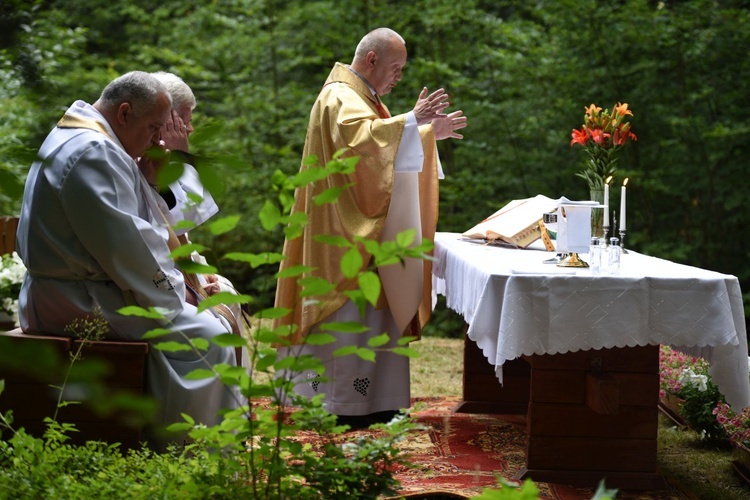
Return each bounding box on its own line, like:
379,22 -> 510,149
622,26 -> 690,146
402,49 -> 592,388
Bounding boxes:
383,397 -> 692,499
273,396 -> 694,499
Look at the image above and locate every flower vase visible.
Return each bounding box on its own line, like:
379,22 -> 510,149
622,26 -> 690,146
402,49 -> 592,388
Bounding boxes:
589,188 -> 604,239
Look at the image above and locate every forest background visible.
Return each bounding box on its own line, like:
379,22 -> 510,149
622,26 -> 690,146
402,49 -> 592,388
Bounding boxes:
1,0 -> 748,337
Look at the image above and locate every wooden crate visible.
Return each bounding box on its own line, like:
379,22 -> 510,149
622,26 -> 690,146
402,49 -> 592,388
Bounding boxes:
516,344 -> 666,490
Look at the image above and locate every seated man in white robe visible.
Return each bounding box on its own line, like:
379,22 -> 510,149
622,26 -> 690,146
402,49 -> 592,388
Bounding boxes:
15,71 -> 244,448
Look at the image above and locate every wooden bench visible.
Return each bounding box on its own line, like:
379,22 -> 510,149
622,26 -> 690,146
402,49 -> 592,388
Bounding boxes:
0,215 -> 18,256
2,214 -> 152,449
0,329 -> 150,450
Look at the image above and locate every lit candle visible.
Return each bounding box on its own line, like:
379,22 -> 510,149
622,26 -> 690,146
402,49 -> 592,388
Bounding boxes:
619,178 -> 628,231
603,176 -> 611,227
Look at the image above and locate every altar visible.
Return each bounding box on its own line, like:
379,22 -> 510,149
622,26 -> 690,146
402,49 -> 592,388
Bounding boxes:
431,232 -> 750,488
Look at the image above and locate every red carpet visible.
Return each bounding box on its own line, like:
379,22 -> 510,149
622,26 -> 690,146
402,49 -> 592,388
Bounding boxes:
276,396 -> 694,499
389,397 -> 693,499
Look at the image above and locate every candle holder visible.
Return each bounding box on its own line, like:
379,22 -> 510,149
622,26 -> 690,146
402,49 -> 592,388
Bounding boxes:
618,229 -> 628,254
602,224 -> 610,245
557,252 -> 589,268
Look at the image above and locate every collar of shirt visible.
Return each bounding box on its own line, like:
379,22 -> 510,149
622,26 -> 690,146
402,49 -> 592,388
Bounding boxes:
346,65 -> 380,103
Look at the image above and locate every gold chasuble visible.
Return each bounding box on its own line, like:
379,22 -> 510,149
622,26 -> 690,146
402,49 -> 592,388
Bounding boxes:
275,62 -> 440,344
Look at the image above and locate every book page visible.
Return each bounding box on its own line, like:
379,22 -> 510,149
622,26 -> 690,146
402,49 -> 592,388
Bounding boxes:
462,194 -> 559,246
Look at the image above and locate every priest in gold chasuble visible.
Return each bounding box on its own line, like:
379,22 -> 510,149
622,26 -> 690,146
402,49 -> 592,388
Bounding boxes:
275,28 -> 467,423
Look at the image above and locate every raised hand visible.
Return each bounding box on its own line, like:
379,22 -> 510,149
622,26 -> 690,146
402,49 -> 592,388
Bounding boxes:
160,109 -> 189,152
412,87 -> 450,126
431,110 -> 468,140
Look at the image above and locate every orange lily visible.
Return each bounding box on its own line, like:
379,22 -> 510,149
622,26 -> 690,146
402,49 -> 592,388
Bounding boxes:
570,127 -> 588,146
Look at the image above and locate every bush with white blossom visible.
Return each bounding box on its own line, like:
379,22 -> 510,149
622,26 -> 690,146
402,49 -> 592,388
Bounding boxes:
0,251 -> 26,327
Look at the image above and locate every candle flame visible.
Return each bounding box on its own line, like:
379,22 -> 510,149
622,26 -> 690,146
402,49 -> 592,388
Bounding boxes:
623,177 -> 629,187
605,175 -> 613,185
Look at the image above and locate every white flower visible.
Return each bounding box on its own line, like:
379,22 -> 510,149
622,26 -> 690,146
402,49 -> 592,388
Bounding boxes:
690,374 -> 708,392
679,368 -> 709,392
1,252 -> 26,324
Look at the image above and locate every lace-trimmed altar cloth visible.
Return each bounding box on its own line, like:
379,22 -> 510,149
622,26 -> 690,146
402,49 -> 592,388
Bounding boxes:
432,232 -> 750,410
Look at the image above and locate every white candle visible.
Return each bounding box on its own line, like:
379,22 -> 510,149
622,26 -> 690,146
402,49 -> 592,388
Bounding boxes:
603,176 -> 611,227
619,178 -> 628,231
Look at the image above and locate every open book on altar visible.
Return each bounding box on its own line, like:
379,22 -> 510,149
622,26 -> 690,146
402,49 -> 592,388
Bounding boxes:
462,194 -> 560,248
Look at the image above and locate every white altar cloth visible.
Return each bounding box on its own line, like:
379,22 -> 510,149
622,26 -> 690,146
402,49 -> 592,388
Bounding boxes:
432,232 -> 750,410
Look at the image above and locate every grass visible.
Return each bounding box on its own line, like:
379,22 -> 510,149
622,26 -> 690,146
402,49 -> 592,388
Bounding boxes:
410,335 -> 750,498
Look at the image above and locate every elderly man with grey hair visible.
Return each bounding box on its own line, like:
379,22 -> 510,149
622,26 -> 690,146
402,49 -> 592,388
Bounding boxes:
275,28 -> 467,428
16,71 -> 244,448
147,71 -> 246,358
148,71 -> 219,232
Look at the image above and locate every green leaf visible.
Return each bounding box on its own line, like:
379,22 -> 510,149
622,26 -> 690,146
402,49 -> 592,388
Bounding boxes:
196,292 -> 253,313
292,166 -> 328,187
212,333 -> 247,348
319,321 -> 369,333
190,338 -> 210,351
141,327 -> 173,339
178,260 -> 217,275
355,348 -> 376,362
305,333 -> 337,345
313,234 -> 351,247
156,157 -> 184,186
367,332 -> 390,348
185,368 -> 216,380
302,154 -> 319,167
298,276 -> 336,297
117,306 -> 166,320
396,229 -> 416,248
397,336 -> 418,346
255,307 -> 292,320
155,341 -> 192,352
169,243 -> 207,259
340,247 -> 363,279
358,271 -> 381,306
276,264 -> 314,279
391,347 -> 420,358
332,346 -> 358,357
208,215 -> 240,236
314,184 -> 352,205
255,352 -> 276,372
259,200 -> 282,231
195,163 -> 225,198
173,219 -> 196,232
166,422 -> 193,432
224,251 -> 284,268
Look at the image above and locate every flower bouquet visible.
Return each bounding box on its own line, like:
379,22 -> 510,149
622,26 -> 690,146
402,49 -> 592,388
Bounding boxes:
570,103 -> 637,192
0,251 -> 26,327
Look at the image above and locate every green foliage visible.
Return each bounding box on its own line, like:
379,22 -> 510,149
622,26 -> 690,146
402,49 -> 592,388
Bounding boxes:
679,377 -> 730,446
2,0 -> 749,321
2,1 -> 750,490
0,152 -> 432,499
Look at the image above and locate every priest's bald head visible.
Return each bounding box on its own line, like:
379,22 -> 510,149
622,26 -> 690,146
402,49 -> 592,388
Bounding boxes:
94,71 -> 172,159
350,27 -> 407,96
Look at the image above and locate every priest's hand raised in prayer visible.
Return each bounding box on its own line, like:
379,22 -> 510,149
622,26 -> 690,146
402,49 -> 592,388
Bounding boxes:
431,110 -> 468,140
412,87 -> 450,126
160,109 -> 189,153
